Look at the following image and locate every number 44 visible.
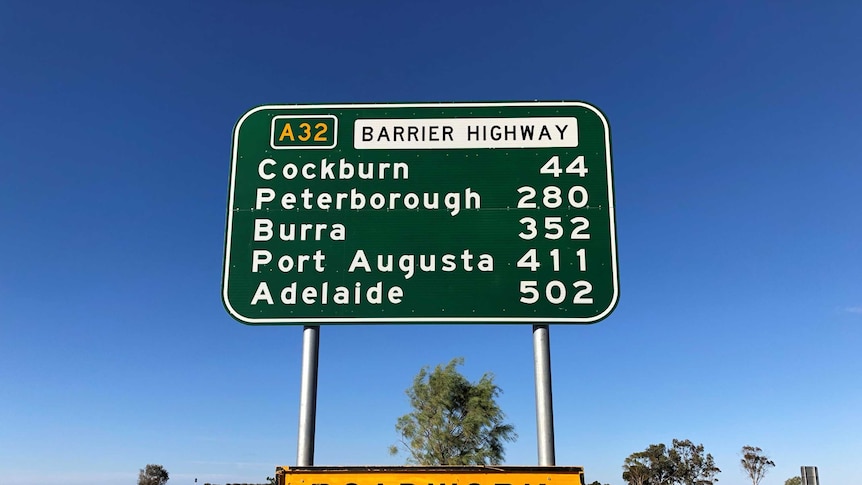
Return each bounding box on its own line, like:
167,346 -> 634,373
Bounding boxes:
540,155 -> 587,177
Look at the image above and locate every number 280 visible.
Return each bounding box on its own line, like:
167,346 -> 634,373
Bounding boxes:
517,185 -> 588,209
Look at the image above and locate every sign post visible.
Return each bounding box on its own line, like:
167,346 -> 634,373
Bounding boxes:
223,101 -> 618,324
296,325 -> 319,466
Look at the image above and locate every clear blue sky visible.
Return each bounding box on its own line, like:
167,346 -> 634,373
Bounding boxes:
1,1 -> 860,484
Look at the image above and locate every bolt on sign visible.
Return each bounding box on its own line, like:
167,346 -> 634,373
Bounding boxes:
222,101 -> 618,324
274,466 -> 586,485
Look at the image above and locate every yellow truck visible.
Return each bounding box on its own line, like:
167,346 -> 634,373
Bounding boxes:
275,466 -> 585,485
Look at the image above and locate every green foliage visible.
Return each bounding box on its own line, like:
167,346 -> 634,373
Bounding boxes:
740,446 -> 776,485
671,439 -> 720,485
623,444 -> 673,485
390,357 -> 516,465
785,477 -> 802,485
623,447 -> 655,485
138,464 -> 169,485
622,440 -> 720,485
267,477 -> 278,485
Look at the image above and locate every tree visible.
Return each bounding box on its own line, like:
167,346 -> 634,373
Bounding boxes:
785,477 -> 801,485
622,440 -> 719,485
671,439 -> 721,485
623,445 -> 674,485
138,464 -> 169,485
389,357 -> 516,465
740,446 -> 775,485
622,452 -> 653,485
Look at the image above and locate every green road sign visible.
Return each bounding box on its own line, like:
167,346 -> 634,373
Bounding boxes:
223,101 -> 618,324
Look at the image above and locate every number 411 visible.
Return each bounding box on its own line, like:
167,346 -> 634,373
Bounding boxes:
517,248 -> 587,272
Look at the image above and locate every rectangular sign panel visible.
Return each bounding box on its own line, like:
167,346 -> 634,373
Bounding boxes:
275,466 -> 586,485
223,101 -> 618,324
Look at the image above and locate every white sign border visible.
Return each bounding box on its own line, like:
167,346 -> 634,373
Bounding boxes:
224,101 -> 618,325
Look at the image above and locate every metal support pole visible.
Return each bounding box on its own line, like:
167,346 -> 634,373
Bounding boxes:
296,325 -> 320,466
533,324 -> 556,466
